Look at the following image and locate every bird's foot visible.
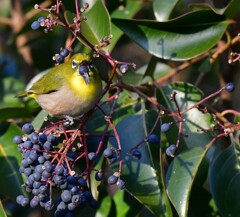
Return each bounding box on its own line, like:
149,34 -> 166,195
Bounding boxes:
63,116 -> 75,126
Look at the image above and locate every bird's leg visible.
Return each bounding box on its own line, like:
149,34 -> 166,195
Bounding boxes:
64,115 -> 75,126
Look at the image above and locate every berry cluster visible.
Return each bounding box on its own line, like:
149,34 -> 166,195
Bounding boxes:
54,49 -> 70,64
14,123 -> 98,217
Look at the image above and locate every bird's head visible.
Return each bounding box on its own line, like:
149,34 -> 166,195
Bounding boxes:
70,54 -> 93,85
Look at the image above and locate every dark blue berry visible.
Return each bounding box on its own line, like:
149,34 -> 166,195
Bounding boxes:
38,193 -> 47,201
38,156 -> 45,164
57,201 -> 67,210
55,166 -> 64,175
21,197 -> 30,207
65,211 -> 74,217
61,190 -> 72,203
69,186 -> 78,194
16,195 -> 24,204
37,17 -> 45,23
56,54 -> 64,63
43,141 -> 53,151
225,83 -> 235,92
103,148 -> 114,158
35,164 -> 44,174
30,198 -> 39,208
67,202 -> 76,211
33,181 -> 42,189
107,175 -> 118,185
60,49 -> 70,57
45,201 -> 54,211
117,179 -> 125,190
166,144 -> 178,157
31,21 -> 40,30
30,132 -> 39,144
88,152 -> 96,160
13,135 -> 22,144
22,123 -> 34,134
119,64 -> 129,73
47,134 -> 59,146
161,123 -> 170,133
42,170 -> 52,179
39,185 -> 47,194
95,171 -> 103,181
24,168 -> 32,176
38,133 -> 47,144
147,134 -> 159,144
78,178 -> 87,188
33,172 -> 41,181
89,198 -> 99,208
29,151 -> 38,161
72,194 -> 81,205
132,149 -> 141,160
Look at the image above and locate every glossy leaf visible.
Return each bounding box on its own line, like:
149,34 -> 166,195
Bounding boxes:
166,147 -> 207,217
210,138 -> 240,217
159,82 -> 214,149
109,0 -> 144,52
0,123 -> 24,199
189,0 -> 240,18
112,10 -> 230,60
158,82 -> 215,216
110,111 -> 167,216
153,0 -> 180,21
79,0 -> 111,48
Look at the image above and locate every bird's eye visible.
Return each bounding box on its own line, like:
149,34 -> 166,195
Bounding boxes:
72,59 -> 77,69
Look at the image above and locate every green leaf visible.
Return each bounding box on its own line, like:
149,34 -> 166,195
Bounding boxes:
210,138 -> 240,216
0,77 -> 25,107
189,0 -> 240,18
0,200 -> 7,217
109,111 -> 167,216
112,10 -> 230,60
109,0 -> 144,52
0,123 -> 24,199
166,147 -> 207,217
79,0 -> 111,48
31,110 -> 48,131
0,107 -> 33,122
158,82 -> 214,149
153,0 -> 180,21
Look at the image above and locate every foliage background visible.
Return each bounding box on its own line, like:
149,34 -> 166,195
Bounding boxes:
1,0 -> 240,217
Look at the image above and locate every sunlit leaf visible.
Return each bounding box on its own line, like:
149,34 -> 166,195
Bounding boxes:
112,10 -> 230,60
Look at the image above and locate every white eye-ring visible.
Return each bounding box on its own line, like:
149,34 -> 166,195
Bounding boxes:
72,59 -> 77,69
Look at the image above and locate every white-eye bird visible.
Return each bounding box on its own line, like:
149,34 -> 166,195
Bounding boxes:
18,53 -> 102,118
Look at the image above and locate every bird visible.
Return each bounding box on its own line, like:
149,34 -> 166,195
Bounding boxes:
18,53 -> 102,119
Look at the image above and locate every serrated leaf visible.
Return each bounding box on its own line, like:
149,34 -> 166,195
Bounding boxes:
153,0 -> 180,21
112,10 -> 230,60
78,0 -> 111,48
109,111 -> 167,216
166,147 -> 207,217
210,137 -> 240,216
0,123 -> 24,199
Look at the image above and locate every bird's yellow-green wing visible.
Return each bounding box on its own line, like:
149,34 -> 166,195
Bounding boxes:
26,65 -> 67,97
